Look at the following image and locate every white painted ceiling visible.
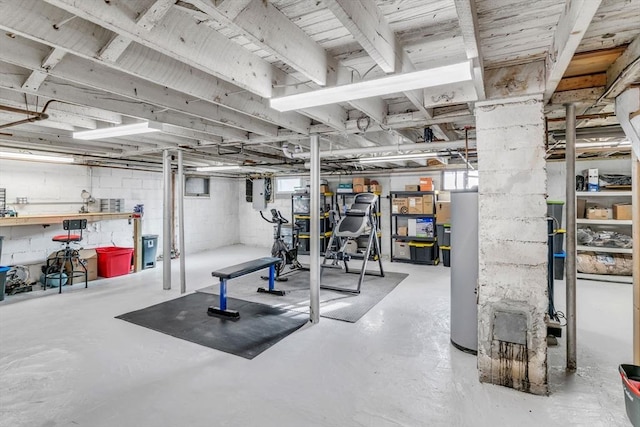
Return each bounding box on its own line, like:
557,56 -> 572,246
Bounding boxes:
0,0 -> 638,173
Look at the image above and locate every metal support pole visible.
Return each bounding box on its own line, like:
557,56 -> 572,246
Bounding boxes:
633,150 -> 640,365
162,150 -> 172,291
309,134 -> 321,323
177,150 -> 186,294
565,103 -> 577,371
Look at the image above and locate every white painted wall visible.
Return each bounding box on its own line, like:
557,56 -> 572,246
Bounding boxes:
0,160 -> 239,267
237,170 -> 447,257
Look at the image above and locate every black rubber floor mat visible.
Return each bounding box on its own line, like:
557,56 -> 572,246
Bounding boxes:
116,293 -> 308,359
197,269 -> 408,323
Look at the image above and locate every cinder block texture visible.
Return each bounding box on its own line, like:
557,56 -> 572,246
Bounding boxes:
475,96 -> 548,395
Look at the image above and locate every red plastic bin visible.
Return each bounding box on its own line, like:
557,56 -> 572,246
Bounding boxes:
96,247 -> 134,278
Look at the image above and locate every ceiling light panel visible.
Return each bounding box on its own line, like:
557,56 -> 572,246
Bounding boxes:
270,61 -> 473,112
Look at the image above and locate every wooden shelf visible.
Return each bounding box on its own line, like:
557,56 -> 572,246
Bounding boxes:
576,191 -> 632,197
576,218 -> 632,225
577,245 -> 633,254
577,273 -> 633,284
0,212 -> 133,227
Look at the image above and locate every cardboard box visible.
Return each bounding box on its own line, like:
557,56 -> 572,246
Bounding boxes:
408,218 -> 417,236
394,241 -> 411,259
369,184 -> 381,193
422,194 -> 434,214
435,201 -> 450,224
397,226 -> 408,236
392,198 -> 409,214
415,217 -> 435,238
405,184 -> 419,191
587,168 -> 599,191
47,248 -> 98,281
577,198 -> 586,219
353,177 -> 370,186
613,203 -> 632,220
419,177 -> 433,191
586,207 -> 611,220
408,197 -> 423,214
353,184 -> 365,193
320,184 -> 330,194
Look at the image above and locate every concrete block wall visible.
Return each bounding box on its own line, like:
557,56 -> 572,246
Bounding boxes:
0,160 -> 239,270
475,95 -> 548,395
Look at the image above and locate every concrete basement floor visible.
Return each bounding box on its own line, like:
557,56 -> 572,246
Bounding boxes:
0,244 -> 633,427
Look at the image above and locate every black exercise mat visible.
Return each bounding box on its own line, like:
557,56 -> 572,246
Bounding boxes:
116,293 -> 308,359
197,268 -> 408,323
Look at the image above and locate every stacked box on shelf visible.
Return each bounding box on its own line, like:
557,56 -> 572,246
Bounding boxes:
390,190 -> 438,265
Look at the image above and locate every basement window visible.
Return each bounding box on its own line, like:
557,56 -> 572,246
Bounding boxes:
276,177 -> 303,194
185,176 -> 210,197
442,170 -> 479,190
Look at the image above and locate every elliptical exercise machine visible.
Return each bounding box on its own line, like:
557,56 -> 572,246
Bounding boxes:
260,208 -> 303,282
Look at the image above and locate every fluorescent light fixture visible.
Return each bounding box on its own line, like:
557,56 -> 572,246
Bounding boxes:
73,122 -> 161,140
0,151 -> 74,163
358,152 -> 440,164
196,165 -> 242,172
270,61 -> 473,112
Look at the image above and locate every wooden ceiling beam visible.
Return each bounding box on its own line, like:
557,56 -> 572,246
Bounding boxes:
183,0 -> 328,86
453,0 -> 486,100
0,36 -> 278,136
44,0 -> 275,98
21,47 -> 66,92
325,0 -> 397,73
0,64 -> 249,142
605,34 -> 640,99
0,2 -> 312,134
544,0 -> 602,101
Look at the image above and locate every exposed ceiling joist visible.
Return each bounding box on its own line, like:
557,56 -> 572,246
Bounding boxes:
183,0 -> 329,86
604,34 -> 640,99
544,0 -> 602,101
44,0 -> 275,98
453,0 -> 485,100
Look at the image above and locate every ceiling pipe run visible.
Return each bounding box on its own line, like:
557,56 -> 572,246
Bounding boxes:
283,139 -> 475,159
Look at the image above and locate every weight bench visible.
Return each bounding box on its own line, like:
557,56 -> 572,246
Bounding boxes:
207,256 -> 283,319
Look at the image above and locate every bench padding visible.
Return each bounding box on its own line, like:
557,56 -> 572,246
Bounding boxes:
211,257 -> 281,280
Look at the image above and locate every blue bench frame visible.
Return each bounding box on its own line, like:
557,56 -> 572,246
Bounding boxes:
207,257 -> 283,319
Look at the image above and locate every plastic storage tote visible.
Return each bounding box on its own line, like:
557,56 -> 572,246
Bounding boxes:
619,364 -> 640,426
409,241 -> 437,264
0,265 -> 9,301
96,247 -> 134,278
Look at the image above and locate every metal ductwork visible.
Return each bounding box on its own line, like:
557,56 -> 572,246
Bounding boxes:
285,139 -> 475,160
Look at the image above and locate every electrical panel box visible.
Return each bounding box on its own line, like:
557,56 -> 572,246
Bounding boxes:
252,179 -> 267,210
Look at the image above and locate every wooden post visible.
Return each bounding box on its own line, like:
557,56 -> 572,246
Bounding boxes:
133,217 -> 142,273
633,150 -> 640,365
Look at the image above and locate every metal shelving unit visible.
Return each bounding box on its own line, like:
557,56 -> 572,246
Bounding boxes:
576,190 -> 633,283
389,191 -> 438,265
291,192 -> 333,255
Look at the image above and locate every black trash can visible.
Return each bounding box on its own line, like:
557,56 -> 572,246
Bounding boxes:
141,235 -> 159,269
0,266 -> 9,301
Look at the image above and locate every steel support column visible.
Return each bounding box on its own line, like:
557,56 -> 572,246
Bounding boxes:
309,134 -> 320,323
162,149 -> 172,291
565,103 -> 577,371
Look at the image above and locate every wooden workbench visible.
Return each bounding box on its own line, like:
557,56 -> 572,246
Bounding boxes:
0,212 -> 143,272
0,212 -> 133,227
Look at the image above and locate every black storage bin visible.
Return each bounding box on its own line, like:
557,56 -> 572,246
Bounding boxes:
553,252 -> 565,280
441,246 -> 451,267
409,241 -> 436,263
141,234 -> 159,269
442,225 -> 451,246
547,201 -> 564,229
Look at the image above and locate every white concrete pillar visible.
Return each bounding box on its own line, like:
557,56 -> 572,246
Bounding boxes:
475,94 -> 548,395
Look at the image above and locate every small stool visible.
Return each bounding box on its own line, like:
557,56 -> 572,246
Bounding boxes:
46,219 -> 88,294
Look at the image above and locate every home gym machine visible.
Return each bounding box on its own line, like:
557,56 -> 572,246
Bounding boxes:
259,208 -> 304,283
321,192 -> 384,293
